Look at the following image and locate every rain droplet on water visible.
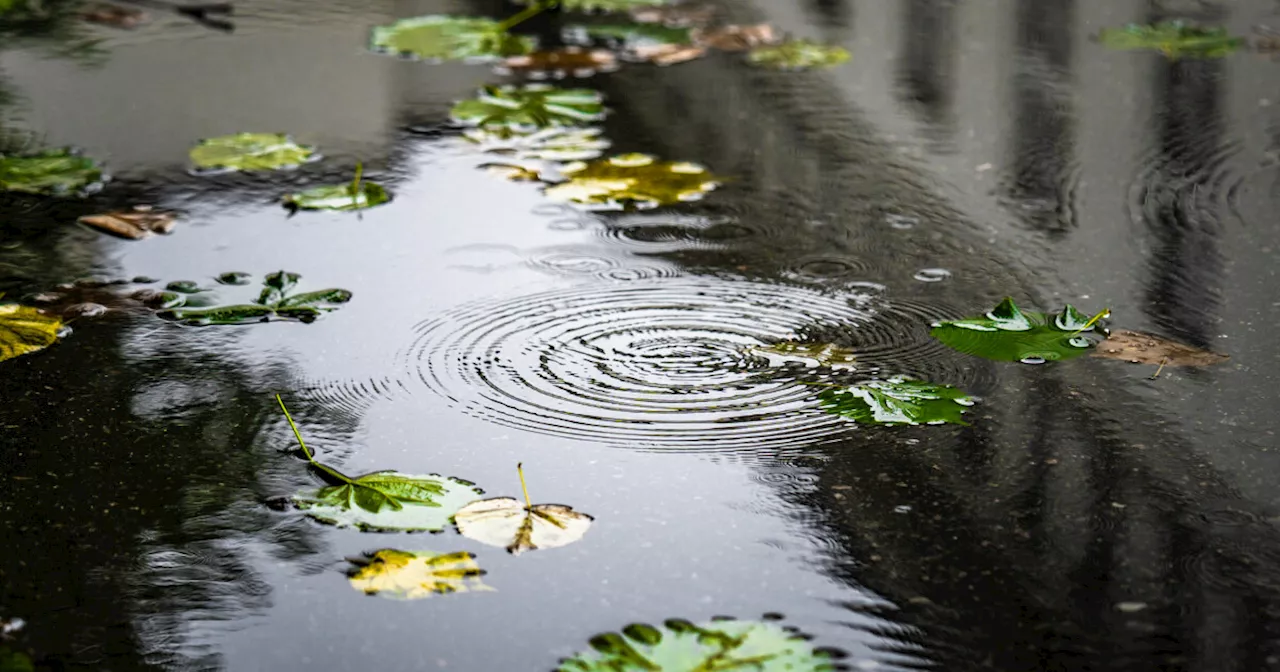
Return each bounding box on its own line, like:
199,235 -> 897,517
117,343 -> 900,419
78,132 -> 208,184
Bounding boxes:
913,268 -> 952,283
885,214 -> 918,229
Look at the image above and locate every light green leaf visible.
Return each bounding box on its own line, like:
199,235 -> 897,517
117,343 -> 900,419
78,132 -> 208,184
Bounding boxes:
347,549 -> 492,600
516,0 -> 667,12
1098,21 -> 1245,59
282,182 -> 391,212
0,304 -> 62,364
188,133 -> 318,173
746,39 -> 850,70
295,472 -> 484,532
464,127 -> 611,161
930,297 -> 1105,363
818,377 -> 974,426
370,15 -> 535,61
450,84 -> 606,131
558,618 -> 840,671
0,149 -> 106,196
543,153 -> 720,209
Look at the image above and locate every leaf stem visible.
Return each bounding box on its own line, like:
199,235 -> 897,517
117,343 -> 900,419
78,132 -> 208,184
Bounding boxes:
276,394 -> 315,463
496,0 -> 556,34
1150,357 -> 1169,380
517,462 -> 532,511
1069,307 -> 1111,337
349,161 -> 363,207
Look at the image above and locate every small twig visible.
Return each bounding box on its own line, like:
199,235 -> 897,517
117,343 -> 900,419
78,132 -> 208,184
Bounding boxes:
1149,357 -> 1169,380
517,462 -> 532,511
276,394 -> 353,484
496,0 -> 558,33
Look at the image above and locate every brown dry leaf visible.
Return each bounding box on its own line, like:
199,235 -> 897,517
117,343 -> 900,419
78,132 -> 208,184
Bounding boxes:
1092,329 -> 1229,367
498,47 -> 619,79
628,4 -> 716,27
78,206 -> 177,240
80,3 -> 149,28
692,24 -> 779,51
631,43 -> 707,66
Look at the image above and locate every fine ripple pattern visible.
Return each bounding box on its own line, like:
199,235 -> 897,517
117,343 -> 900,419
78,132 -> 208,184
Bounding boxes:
399,279 -> 899,450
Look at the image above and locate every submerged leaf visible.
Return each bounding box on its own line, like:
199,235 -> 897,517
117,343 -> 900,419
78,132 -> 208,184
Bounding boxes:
746,341 -> 857,369
464,127 -> 611,161
0,304 -> 62,364
77,206 -> 177,240
930,297 -> 1104,363
282,182 -> 391,212
295,472 -> 483,532
1092,329 -> 1229,367
818,377 -> 974,426
347,549 -> 491,600
543,153 -> 720,209
369,15 -> 535,62
497,47 -> 619,79
746,39 -> 850,70
558,618 -> 840,671
189,133 -> 318,173
451,84 -> 606,130
455,497 -> 593,555
1098,21 -> 1244,59
0,149 -> 106,196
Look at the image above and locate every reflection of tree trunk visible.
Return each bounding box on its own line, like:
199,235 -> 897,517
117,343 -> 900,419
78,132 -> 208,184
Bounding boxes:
897,0 -> 956,146
1005,0 -> 1077,235
808,0 -> 852,29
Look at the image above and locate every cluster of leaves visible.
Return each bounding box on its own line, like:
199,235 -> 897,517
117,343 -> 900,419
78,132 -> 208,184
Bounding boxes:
930,297 -> 1105,363
157,271 -> 352,326
1098,21 -> 1245,59
557,618 -> 841,671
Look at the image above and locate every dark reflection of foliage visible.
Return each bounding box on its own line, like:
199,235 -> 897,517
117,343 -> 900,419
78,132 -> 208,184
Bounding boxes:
0,0 -> 106,64
896,0 -> 957,147
0,320 -> 349,669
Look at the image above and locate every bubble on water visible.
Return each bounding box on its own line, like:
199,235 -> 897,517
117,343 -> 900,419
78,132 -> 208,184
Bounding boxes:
913,268 -> 952,283
885,213 -> 918,229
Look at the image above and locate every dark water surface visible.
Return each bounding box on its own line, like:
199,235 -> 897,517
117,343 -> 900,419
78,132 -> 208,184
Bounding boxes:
3,0 -> 1280,669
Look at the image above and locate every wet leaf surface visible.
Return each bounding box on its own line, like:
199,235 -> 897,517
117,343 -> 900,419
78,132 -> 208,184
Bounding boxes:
282,182 -> 391,212
543,153 -> 720,209
464,127 -> 611,162
455,497 -> 593,555
369,15 -> 535,62
347,549 -> 491,600
157,271 -> 351,325
0,149 -> 106,196
1098,21 -> 1245,59
451,84 -> 606,130
746,40 -> 851,70
295,471 -> 484,532
930,297 -> 1105,363
497,47 -> 619,79
77,206 -> 177,240
557,618 -> 840,671
0,304 -> 61,364
746,341 -> 858,369
1092,329 -> 1230,367
818,377 -> 974,426
188,133 -> 318,173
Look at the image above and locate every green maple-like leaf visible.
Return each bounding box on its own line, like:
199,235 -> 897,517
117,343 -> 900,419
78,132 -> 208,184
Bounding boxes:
1098,21 -> 1244,59
189,133 -> 319,173
516,0 -> 667,12
369,15 -> 535,62
450,84 -> 606,131
157,271 -> 351,325
746,39 -> 850,70
818,377 -> 974,426
282,182 -> 391,212
543,153 -> 720,209
558,618 -> 839,672
0,304 -> 62,364
0,149 -> 106,196
930,297 -> 1105,363
294,471 -> 484,532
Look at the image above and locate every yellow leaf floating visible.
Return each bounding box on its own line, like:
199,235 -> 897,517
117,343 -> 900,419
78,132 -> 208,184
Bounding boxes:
347,549 -> 491,600
0,304 -> 62,364
543,153 -> 720,209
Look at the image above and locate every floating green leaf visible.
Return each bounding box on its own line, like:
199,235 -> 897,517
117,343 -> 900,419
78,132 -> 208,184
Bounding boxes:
558,618 -> 840,672
746,341 -> 857,369
1098,21 -> 1245,59
450,84 -> 606,131
347,549 -> 492,600
464,127 -> 611,161
282,183 -> 390,212
930,297 -> 1105,363
0,149 -> 106,196
157,271 -> 351,326
188,133 -> 318,173
746,39 -> 850,70
818,377 -> 973,426
0,304 -> 62,364
543,153 -> 720,209
369,15 -> 535,62
516,0 -> 667,12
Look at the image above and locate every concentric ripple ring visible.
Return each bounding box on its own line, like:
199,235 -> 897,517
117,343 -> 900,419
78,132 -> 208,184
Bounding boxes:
400,278 -> 890,450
